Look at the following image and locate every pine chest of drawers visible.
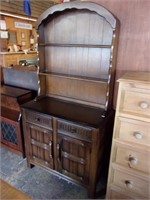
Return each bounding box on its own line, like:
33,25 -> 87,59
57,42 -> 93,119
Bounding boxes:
106,72 -> 150,199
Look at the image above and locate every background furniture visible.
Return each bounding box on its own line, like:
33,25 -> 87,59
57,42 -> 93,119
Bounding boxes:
0,51 -> 37,67
106,72 -> 150,199
21,1 -> 120,198
0,85 -> 36,156
0,67 -> 39,156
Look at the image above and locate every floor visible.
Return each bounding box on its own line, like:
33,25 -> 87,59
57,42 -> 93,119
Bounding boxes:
0,146 -> 106,199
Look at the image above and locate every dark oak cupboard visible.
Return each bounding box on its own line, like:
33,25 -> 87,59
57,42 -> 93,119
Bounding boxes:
0,85 -> 35,156
21,1 -> 120,198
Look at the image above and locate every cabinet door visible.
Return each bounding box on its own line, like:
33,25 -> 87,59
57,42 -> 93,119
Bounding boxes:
57,134 -> 91,185
26,123 -> 54,169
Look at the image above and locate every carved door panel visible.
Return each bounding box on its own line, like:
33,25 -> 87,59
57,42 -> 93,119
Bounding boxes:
26,123 -> 54,169
57,134 -> 91,185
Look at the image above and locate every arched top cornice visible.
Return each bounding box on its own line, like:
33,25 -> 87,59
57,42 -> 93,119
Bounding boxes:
36,1 -> 117,30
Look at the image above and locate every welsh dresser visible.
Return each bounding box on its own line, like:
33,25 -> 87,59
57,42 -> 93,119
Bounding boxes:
21,1 -> 120,198
106,72 -> 150,199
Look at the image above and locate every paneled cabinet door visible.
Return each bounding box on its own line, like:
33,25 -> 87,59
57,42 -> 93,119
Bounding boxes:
26,123 -> 54,169
56,134 -> 91,185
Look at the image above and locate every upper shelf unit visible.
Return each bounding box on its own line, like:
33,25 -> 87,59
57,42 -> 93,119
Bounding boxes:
35,1 -> 120,109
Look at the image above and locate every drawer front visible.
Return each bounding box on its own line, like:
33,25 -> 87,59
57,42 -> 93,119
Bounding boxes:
1,95 -> 20,111
57,119 -> 92,142
119,86 -> 150,118
113,169 -> 149,198
109,190 -> 133,199
25,111 -> 52,129
109,188 -> 147,199
115,117 -> 150,146
115,146 -> 150,174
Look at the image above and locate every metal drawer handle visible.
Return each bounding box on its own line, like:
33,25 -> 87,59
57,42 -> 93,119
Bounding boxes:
139,101 -> 149,109
70,127 -> 77,133
49,141 -> 53,159
35,117 -> 40,122
125,180 -> 133,189
57,143 -> 61,161
133,131 -> 143,139
129,156 -> 138,165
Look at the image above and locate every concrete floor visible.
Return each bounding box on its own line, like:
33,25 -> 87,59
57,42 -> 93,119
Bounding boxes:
0,146 -> 106,199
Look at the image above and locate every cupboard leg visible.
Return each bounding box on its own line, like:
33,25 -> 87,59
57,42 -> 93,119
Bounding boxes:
27,163 -> 34,168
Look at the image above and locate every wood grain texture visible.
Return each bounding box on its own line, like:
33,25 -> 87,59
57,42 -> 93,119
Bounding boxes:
106,72 -> 150,199
2,1 -> 148,108
87,0 -> 150,108
0,179 -> 31,200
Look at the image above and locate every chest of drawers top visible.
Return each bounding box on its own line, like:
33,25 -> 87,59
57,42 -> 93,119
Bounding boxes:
118,72 -> 150,84
117,72 -> 150,122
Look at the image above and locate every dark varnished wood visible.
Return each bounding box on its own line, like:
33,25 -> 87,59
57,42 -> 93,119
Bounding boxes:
22,96 -> 107,127
22,1 -> 119,198
1,85 -> 35,112
36,2 -> 119,110
0,85 -> 36,156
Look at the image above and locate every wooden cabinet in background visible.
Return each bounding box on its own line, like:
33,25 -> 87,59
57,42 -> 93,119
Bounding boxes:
0,51 -> 37,67
106,72 -> 150,199
0,85 -> 36,156
21,1 -> 120,198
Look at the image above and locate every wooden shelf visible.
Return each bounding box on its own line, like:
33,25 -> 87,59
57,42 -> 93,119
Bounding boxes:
38,43 -> 112,48
39,71 -> 108,83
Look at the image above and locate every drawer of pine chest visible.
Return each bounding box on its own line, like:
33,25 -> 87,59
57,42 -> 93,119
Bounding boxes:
109,189 -> 135,199
119,85 -> 150,118
115,117 -> 150,146
57,119 -> 92,142
115,145 -> 150,174
112,169 -> 149,198
25,111 -> 52,129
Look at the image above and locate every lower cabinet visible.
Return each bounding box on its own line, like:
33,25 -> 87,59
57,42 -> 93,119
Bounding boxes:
26,123 -> 54,169
22,108 -> 114,198
57,133 -> 91,185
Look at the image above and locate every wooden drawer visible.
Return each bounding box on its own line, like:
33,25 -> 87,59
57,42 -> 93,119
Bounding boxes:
57,119 -> 92,142
1,95 -> 20,111
25,111 -> 52,129
112,169 -> 150,198
119,85 -> 150,119
109,189 -> 134,199
115,145 -> 150,174
109,186 -> 147,199
115,117 -> 150,146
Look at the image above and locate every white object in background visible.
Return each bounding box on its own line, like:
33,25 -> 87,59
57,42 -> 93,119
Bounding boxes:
30,35 -> 34,44
23,49 -> 29,54
14,22 -> 32,30
0,31 -> 8,38
0,20 -> 6,30
13,44 -> 18,52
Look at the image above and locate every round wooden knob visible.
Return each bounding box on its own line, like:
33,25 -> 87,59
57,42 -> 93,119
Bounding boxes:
129,156 -> 138,165
125,180 -> 133,189
139,101 -> 149,109
133,132 -> 143,139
